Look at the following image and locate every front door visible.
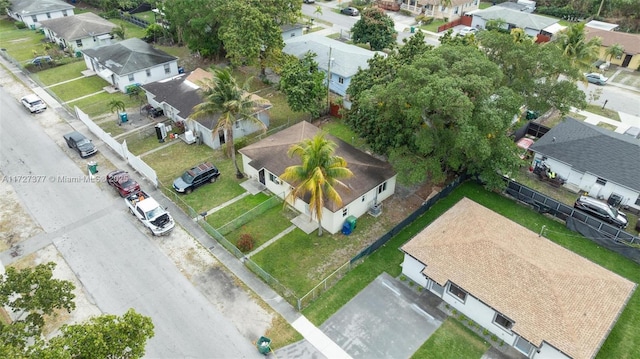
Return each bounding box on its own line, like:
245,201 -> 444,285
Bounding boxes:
258,169 -> 265,185
621,54 -> 632,68
218,129 -> 226,145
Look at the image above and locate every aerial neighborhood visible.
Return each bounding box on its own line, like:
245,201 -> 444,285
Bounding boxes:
1,0 -> 639,358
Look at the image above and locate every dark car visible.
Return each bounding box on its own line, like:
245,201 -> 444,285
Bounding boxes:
173,162 -> 220,194
63,131 -> 98,158
341,6 -> 359,16
106,170 -> 141,197
574,195 -> 628,229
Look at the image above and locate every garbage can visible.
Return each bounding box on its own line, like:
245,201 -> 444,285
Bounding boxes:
119,112 -> 128,123
410,26 -> 415,33
87,161 -> 98,174
341,215 -> 357,235
256,336 -> 271,355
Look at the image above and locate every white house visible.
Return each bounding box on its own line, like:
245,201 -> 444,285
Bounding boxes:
239,121 -> 397,234
7,0 -> 74,29
468,4 -> 559,38
529,117 -> 640,212
400,0 -> 480,20
40,13 -> 117,54
142,68 -> 271,150
401,198 -> 636,359
281,23 -> 305,40
81,38 -> 179,93
283,34 -> 385,97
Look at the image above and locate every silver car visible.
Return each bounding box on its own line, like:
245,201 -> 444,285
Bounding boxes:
584,73 -> 608,85
574,196 -> 628,228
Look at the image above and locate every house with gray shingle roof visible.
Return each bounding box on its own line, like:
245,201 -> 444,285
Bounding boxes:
40,13 -> 117,53
7,0 -> 74,29
81,38 -> 179,93
402,197 -> 636,359
529,118 -> 640,211
142,68 -> 271,150
283,34 -> 385,97
239,121 -> 396,234
468,5 -> 559,38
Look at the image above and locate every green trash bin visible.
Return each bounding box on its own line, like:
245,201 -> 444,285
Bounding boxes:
410,26 -> 415,33
256,336 -> 271,355
87,161 -> 98,174
119,112 -> 128,123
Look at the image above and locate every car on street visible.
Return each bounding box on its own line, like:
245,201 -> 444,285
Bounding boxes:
173,162 -> 220,194
574,195 -> 628,229
341,7 -> 359,16
584,72 -> 608,85
458,26 -> 478,36
107,170 -> 141,197
20,94 -> 47,113
63,131 -> 98,158
303,0 -> 315,3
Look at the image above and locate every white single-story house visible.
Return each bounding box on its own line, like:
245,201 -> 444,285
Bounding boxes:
283,34 -> 385,97
468,5 -> 559,38
81,38 -> 179,93
40,13 -> 117,54
281,23 -> 305,40
400,0 -> 480,20
529,117 -> 640,212
239,121 -> 397,234
142,68 -> 271,150
401,198 -> 636,359
6,0 -> 74,29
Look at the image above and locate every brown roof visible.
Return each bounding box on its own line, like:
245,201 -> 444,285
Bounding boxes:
586,28 -> 640,55
239,121 -> 396,212
185,67 -> 213,85
401,198 -> 636,359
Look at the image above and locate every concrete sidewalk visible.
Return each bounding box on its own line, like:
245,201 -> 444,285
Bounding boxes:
572,108 -> 640,134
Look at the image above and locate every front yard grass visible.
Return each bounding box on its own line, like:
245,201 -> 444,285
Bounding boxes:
110,19 -> 146,39
321,120 -> 369,150
585,104 -> 621,121
421,19 -> 447,33
72,92 -> 143,118
0,22 -> 47,62
205,192 -> 271,229
33,60 -> 87,86
50,76 -> 109,102
411,318 -> 490,359
226,205 -> 299,251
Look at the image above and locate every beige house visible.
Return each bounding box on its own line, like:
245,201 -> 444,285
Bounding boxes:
586,28 -> 640,70
401,198 -> 636,359
400,0 -> 479,20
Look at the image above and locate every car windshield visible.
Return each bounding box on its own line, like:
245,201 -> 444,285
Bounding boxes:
181,172 -> 194,184
146,207 -> 164,220
30,100 -> 43,105
77,139 -> 90,146
609,206 -> 618,217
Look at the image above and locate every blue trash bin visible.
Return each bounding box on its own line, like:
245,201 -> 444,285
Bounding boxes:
119,112 -> 128,123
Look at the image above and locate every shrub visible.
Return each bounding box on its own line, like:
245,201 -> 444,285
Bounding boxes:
490,334 -> 498,342
482,329 -> 489,336
14,21 -> 26,29
415,15 -> 434,25
399,9 -> 413,16
237,233 -> 255,252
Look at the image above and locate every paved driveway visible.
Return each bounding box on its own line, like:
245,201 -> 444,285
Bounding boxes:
320,273 -> 445,359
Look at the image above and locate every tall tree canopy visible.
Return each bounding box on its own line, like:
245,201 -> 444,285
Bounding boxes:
280,133 -> 353,236
279,53 -> 326,118
351,7 -> 397,51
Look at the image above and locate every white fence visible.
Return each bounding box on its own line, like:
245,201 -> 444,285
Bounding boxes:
75,107 -> 158,187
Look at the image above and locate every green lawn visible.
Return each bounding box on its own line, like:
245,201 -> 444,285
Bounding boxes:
412,318 -> 490,359
122,133 -> 167,156
225,205 -> 299,251
156,44 -> 192,61
72,92 -> 142,118
131,11 -> 156,24
206,192 -> 271,229
49,76 -> 108,102
585,104 -> 621,121
34,60 -> 87,86
110,19 -> 146,39
421,19 -> 447,33
0,19 -> 47,62
321,120 -> 369,150
479,2 -> 493,9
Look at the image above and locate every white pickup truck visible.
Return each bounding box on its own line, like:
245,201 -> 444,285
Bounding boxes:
125,191 -> 175,236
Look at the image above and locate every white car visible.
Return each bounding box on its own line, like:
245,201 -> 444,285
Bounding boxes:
458,26 -> 478,36
584,73 -> 608,85
21,94 -> 47,113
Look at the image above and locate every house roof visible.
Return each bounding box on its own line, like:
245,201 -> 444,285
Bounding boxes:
401,198 -> 636,359
585,20 -> 619,31
142,68 -> 271,127
81,38 -> 176,76
471,7 -> 558,31
39,13 -> 117,41
418,0 -> 471,6
283,34 -> 385,78
9,0 -> 74,15
529,118 -> 640,192
586,28 -> 640,55
239,121 -> 396,212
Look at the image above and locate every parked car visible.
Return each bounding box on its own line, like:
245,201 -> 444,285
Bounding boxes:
341,7 -> 359,16
63,131 -> 98,158
31,56 -> 52,65
584,73 -> 608,85
107,170 -> 141,197
20,94 -> 47,113
574,195 -> 628,229
458,26 -> 478,36
173,162 -> 220,194
303,0 -> 315,3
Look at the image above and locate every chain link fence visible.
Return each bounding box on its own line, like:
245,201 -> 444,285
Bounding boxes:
216,196 -> 282,235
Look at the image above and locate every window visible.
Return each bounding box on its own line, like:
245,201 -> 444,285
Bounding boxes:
46,12 -> 51,19
128,74 -> 134,81
361,195 -> 366,202
494,313 -> 513,330
378,182 -> 387,194
164,63 -> 171,74
441,5 -> 446,11
338,77 -> 344,84
635,196 -> 640,206
75,39 -> 82,48
448,283 -> 467,301
146,69 -> 151,77
31,15 -> 37,22
235,120 -> 240,129
62,10 -> 68,16
473,0 -> 479,5
342,208 -> 348,217
454,6 -> 459,14
596,177 -> 607,185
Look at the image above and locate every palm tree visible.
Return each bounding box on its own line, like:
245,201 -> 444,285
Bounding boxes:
280,133 -> 353,236
190,68 -> 267,178
605,43 -> 624,62
555,23 -> 601,72
107,99 -> 126,122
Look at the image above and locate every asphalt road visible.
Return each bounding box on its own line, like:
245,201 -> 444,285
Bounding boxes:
576,81 -> 640,116
0,87 -> 261,358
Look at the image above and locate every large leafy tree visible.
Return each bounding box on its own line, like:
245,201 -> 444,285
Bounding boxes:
351,7 -> 397,51
279,53 -> 326,119
280,133 -> 353,236
190,68 -> 267,178
555,23 -> 601,72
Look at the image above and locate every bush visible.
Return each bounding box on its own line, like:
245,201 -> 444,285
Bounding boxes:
399,9 -> 413,16
237,233 -> 255,252
14,21 -> 26,29
415,15 -> 434,25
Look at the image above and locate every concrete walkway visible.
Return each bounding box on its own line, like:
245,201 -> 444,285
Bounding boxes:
246,225 -> 296,258
572,107 -> 640,133
44,76 -> 85,89
64,89 -> 106,104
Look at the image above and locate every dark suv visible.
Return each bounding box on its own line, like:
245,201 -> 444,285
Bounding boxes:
173,162 -> 220,194
574,196 -> 628,229
63,131 -> 98,158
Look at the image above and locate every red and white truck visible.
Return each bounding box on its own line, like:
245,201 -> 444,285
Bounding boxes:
125,191 -> 175,236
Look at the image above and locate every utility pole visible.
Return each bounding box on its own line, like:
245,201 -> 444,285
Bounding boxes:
327,47 -> 332,113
